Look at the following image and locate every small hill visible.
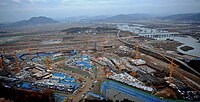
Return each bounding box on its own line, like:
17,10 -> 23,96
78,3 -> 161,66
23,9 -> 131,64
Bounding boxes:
161,13 -> 200,22
13,16 -> 58,26
0,16 -> 58,28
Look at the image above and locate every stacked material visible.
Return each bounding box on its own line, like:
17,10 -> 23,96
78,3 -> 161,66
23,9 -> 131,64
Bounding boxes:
108,72 -> 154,92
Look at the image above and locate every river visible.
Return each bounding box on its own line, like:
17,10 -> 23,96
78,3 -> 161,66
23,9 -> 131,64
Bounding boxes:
117,23 -> 200,57
157,36 -> 200,57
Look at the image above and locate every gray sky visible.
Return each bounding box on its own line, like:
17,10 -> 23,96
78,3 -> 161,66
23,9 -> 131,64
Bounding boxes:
0,0 -> 200,23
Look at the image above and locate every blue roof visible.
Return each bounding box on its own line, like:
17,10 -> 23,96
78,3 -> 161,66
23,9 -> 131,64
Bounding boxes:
82,55 -> 88,59
32,58 -> 37,62
77,61 -> 92,69
52,73 -> 65,77
74,83 -> 78,90
64,77 -> 74,82
37,54 -> 47,57
32,88 -> 40,91
59,81 -> 78,90
17,54 -> 22,60
77,61 -> 83,64
71,50 -> 77,55
84,64 -> 92,69
21,83 -> 31,89
59,80 -> 70,84
59,81 -> 75,85
86,60 -> 90,62
195,57 -> 200,60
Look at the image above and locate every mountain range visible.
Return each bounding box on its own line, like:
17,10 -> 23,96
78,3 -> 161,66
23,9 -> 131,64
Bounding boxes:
0,13 -> 200,28
64,13 -> 200,23
160,13 -> 200,22
92,13 -> 200,23
93,13 -> 155,22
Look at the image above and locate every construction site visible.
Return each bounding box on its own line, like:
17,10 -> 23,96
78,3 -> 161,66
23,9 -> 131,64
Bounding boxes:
0,23 -> 200,102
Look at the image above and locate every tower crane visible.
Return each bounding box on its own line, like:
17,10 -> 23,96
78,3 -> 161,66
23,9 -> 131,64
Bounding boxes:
0,49 -> 3,68
118,61 -> 122,73
45,56 -> 65,73
26,48 -> 33,61
159,53 -> 179,83
0,57 -> 3,69
45,56 -> 51,74
14,51 -> 20,73
0,49 -> 14,69
134,45 -> 139,65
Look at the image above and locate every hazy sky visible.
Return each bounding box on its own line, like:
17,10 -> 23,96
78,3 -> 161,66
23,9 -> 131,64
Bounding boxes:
0,0 -> 200,23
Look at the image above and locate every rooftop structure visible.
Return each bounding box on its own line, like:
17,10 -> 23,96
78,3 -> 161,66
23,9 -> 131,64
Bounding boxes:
77,61 -> 92,69
59,81 -> 78,90
21,83 -> 31,89
52,73 -> 65,80
71,50 -> 77,55
130,59 -> 146,66
81,55 -> 89,61
108,72 -> 154,92
64,77 -> 75,82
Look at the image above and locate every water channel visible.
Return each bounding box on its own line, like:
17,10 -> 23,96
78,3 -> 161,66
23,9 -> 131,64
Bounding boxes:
117,23 -> 200,57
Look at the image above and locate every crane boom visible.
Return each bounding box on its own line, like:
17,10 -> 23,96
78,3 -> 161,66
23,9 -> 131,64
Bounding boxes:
159,53 -> 178,67
169,59 -> 174,83
159,53 -> 179,83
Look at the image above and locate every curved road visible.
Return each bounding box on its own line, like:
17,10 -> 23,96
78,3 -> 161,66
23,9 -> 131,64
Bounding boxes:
116,30 -> 200,76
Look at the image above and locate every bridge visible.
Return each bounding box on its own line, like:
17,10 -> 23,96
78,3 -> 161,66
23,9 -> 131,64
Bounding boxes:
139,32 -> 179,38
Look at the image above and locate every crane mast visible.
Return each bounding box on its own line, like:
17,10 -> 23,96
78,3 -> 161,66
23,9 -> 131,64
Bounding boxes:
14,51 -> 20,73
45,56 -> 51,73
159,54 -> 179,84
0,57 -> 3,69
135,45 -> 139,65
